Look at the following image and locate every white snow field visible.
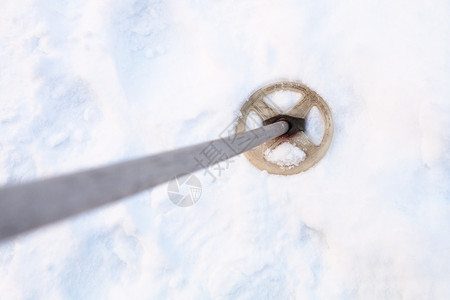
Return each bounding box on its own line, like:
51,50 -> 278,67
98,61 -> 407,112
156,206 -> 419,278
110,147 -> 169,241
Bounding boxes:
1,0 -> 449,299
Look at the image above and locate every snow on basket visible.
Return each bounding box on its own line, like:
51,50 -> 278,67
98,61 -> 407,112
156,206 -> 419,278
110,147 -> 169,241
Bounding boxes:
264,142 -> 306,169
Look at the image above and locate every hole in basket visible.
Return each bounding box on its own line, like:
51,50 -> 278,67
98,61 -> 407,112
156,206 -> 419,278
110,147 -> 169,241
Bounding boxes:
246,111 -> 263,130
263,90 -> 303,112
305,106 -> 324,145
264,142 -> 306,169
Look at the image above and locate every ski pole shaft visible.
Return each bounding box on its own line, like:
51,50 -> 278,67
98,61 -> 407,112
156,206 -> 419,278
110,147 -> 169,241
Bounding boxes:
0,121 -> 289,241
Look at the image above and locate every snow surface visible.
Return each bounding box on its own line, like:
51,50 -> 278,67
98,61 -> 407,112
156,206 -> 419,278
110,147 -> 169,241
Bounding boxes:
1,0 -> 450,299
245,111 -> 263,130
305,106 -> 325,145
264,142 -> 306,168
264,90 -> 302,112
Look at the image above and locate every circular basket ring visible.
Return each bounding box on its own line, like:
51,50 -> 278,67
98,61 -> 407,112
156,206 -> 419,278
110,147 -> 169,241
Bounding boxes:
235,81 -> 334,175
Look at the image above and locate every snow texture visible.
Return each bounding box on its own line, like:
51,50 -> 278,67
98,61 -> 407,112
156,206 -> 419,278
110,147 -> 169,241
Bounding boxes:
264,142 -> 306,168
305,106 -> 325,145
264,90 -> 302,112
1,0 -> 450,299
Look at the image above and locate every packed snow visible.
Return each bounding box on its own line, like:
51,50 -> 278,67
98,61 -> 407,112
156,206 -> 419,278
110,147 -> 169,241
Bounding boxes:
264,90 -> 301,112
1,0 -> 449,299
305,106 -> 325,145
264,142 -> 306,168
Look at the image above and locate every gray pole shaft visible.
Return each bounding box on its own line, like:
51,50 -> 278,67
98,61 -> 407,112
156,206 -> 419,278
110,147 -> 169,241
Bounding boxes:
0,121 -> 289,241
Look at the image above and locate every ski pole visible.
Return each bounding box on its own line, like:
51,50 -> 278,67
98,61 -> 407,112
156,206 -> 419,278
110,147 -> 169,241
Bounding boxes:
0,120 -> 296,241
